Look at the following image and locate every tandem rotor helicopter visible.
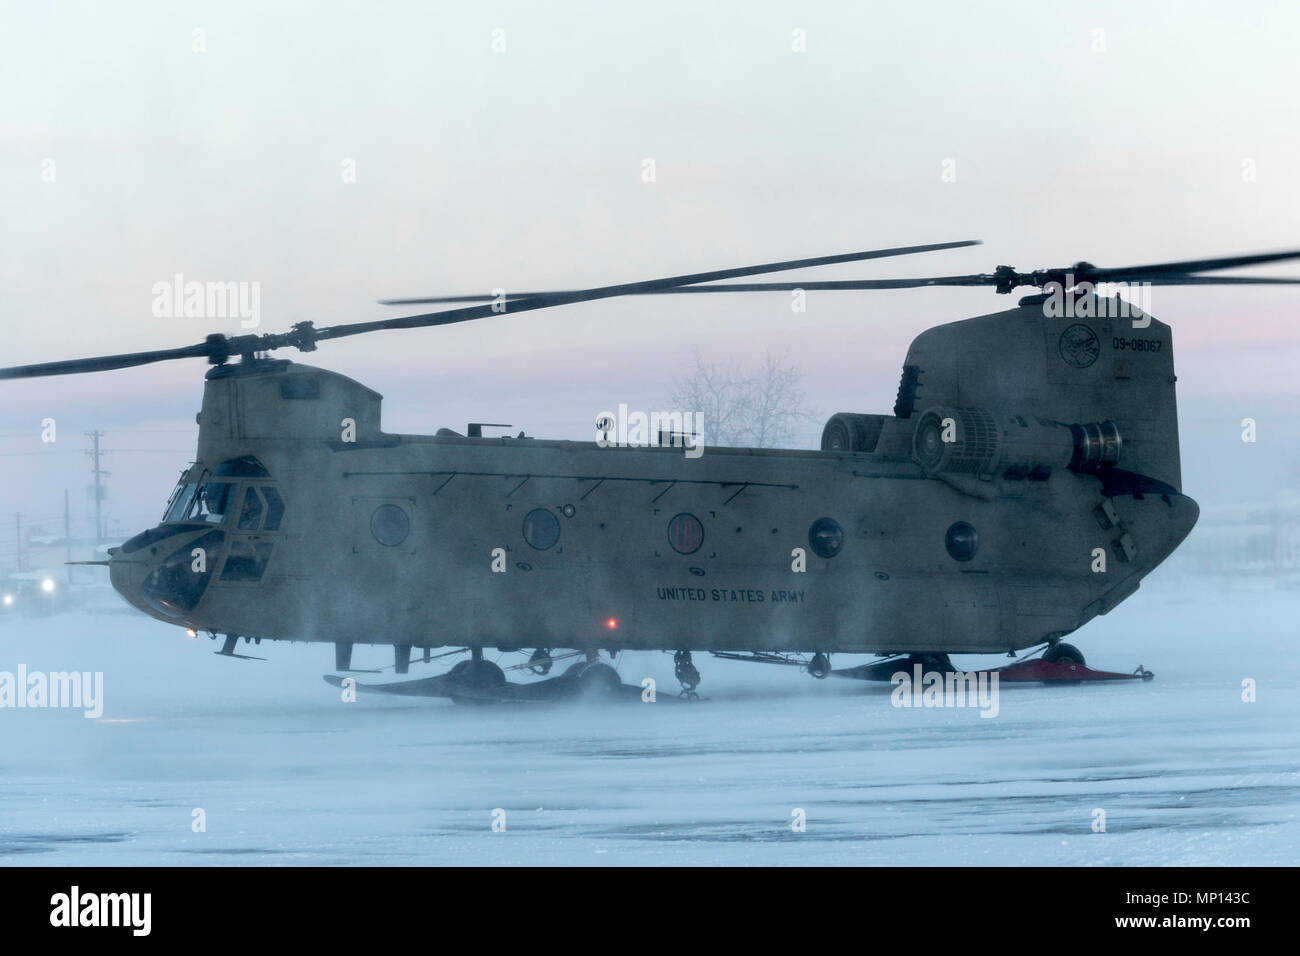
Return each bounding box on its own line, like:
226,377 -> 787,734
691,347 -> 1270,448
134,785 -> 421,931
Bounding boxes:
4,240 -> 1299,702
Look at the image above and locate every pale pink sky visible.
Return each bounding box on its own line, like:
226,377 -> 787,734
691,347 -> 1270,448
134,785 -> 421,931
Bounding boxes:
2,0 -> 1299,548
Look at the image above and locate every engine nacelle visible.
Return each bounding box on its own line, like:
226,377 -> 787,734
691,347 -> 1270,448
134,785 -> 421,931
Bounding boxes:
820,413 -> 887,452
911,406 -> 1120,479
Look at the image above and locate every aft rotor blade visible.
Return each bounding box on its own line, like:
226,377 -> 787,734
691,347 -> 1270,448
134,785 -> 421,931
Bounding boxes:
992,248 -> 1300,293
1141,274 -> 1300,286
376,239 -> 984,305
529,276 -> 1000,295
0,342 -> 214,381
596,274 -> 1300,294
375,276 -> 985,303
320,240 -> 985,342
380,247 -> 1300,304
1084,249 -> 1300,282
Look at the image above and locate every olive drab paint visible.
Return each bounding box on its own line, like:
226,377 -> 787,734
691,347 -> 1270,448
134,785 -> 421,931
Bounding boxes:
105,293 -> 1198,659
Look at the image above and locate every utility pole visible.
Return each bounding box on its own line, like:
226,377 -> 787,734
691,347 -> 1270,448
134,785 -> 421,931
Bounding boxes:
64,489 -> 72,584
85,430 -> 109,545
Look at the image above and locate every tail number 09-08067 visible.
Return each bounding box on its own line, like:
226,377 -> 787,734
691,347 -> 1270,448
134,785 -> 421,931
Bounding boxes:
1112,336 -> 1162,353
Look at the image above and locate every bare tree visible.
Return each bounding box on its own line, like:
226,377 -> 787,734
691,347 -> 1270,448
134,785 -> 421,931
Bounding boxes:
669,351 -> 816,449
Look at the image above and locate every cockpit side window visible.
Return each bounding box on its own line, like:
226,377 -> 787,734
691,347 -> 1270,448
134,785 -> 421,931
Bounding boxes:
261,486 -> 285,531
220,541 -> 273,582
237,487 -> 264,531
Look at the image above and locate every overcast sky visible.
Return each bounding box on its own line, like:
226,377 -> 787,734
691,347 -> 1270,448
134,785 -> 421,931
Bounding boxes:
2,0 -> 1299,547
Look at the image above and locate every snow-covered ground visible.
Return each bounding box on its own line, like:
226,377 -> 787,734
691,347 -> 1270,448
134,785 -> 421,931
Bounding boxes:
1,575 -> 1297,866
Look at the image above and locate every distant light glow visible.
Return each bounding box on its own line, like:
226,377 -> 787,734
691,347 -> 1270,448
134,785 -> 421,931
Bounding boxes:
2,594 -> 12,606
605,617 -> 618,630
40,578 -> 55,593
185,628 -> 198,639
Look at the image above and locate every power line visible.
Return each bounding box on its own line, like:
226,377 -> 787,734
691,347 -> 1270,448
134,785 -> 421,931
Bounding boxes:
0,428 -> 195,437
0,449 -> 191,456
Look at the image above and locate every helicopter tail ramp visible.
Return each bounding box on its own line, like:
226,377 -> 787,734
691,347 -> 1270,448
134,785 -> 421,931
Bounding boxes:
895,294 -> 1184,494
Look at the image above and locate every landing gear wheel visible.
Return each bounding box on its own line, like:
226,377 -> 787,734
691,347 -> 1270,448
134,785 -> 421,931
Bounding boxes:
447,658 -> 507,704
573,661 -> 623,699
528,647 -> 553,676
674,650 -> 701,699
1043,642 -> 1085,666
807,652 -> 831,680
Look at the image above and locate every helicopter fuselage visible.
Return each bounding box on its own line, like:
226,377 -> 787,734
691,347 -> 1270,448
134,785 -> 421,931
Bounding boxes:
107,297 -> 1199,658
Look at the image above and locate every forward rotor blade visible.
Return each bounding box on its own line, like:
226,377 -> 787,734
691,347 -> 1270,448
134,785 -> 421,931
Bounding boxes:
0,240 -> 981,380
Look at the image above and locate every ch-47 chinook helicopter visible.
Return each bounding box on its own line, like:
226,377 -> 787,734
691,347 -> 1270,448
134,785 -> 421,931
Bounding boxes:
4,240 -> 1299,702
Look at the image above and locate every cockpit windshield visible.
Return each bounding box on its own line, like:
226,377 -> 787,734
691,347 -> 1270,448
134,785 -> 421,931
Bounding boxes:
162,482 -> 196,523
161,475 -> 236,524
188,482 -> 236,523
161,460 -> 274,526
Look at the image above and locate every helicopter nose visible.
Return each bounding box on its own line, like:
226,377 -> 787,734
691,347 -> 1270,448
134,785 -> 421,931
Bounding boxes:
110,524 -> 225,618
108,534 -> 160,606
108,550 -> 142,593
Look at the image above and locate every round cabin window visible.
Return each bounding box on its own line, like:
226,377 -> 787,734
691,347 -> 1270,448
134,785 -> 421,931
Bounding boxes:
808,517 -> 844,559
523,508 -> 561,551
370,504 -> 410,547
945,521 -> 979,561
667,513 -> 704,555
